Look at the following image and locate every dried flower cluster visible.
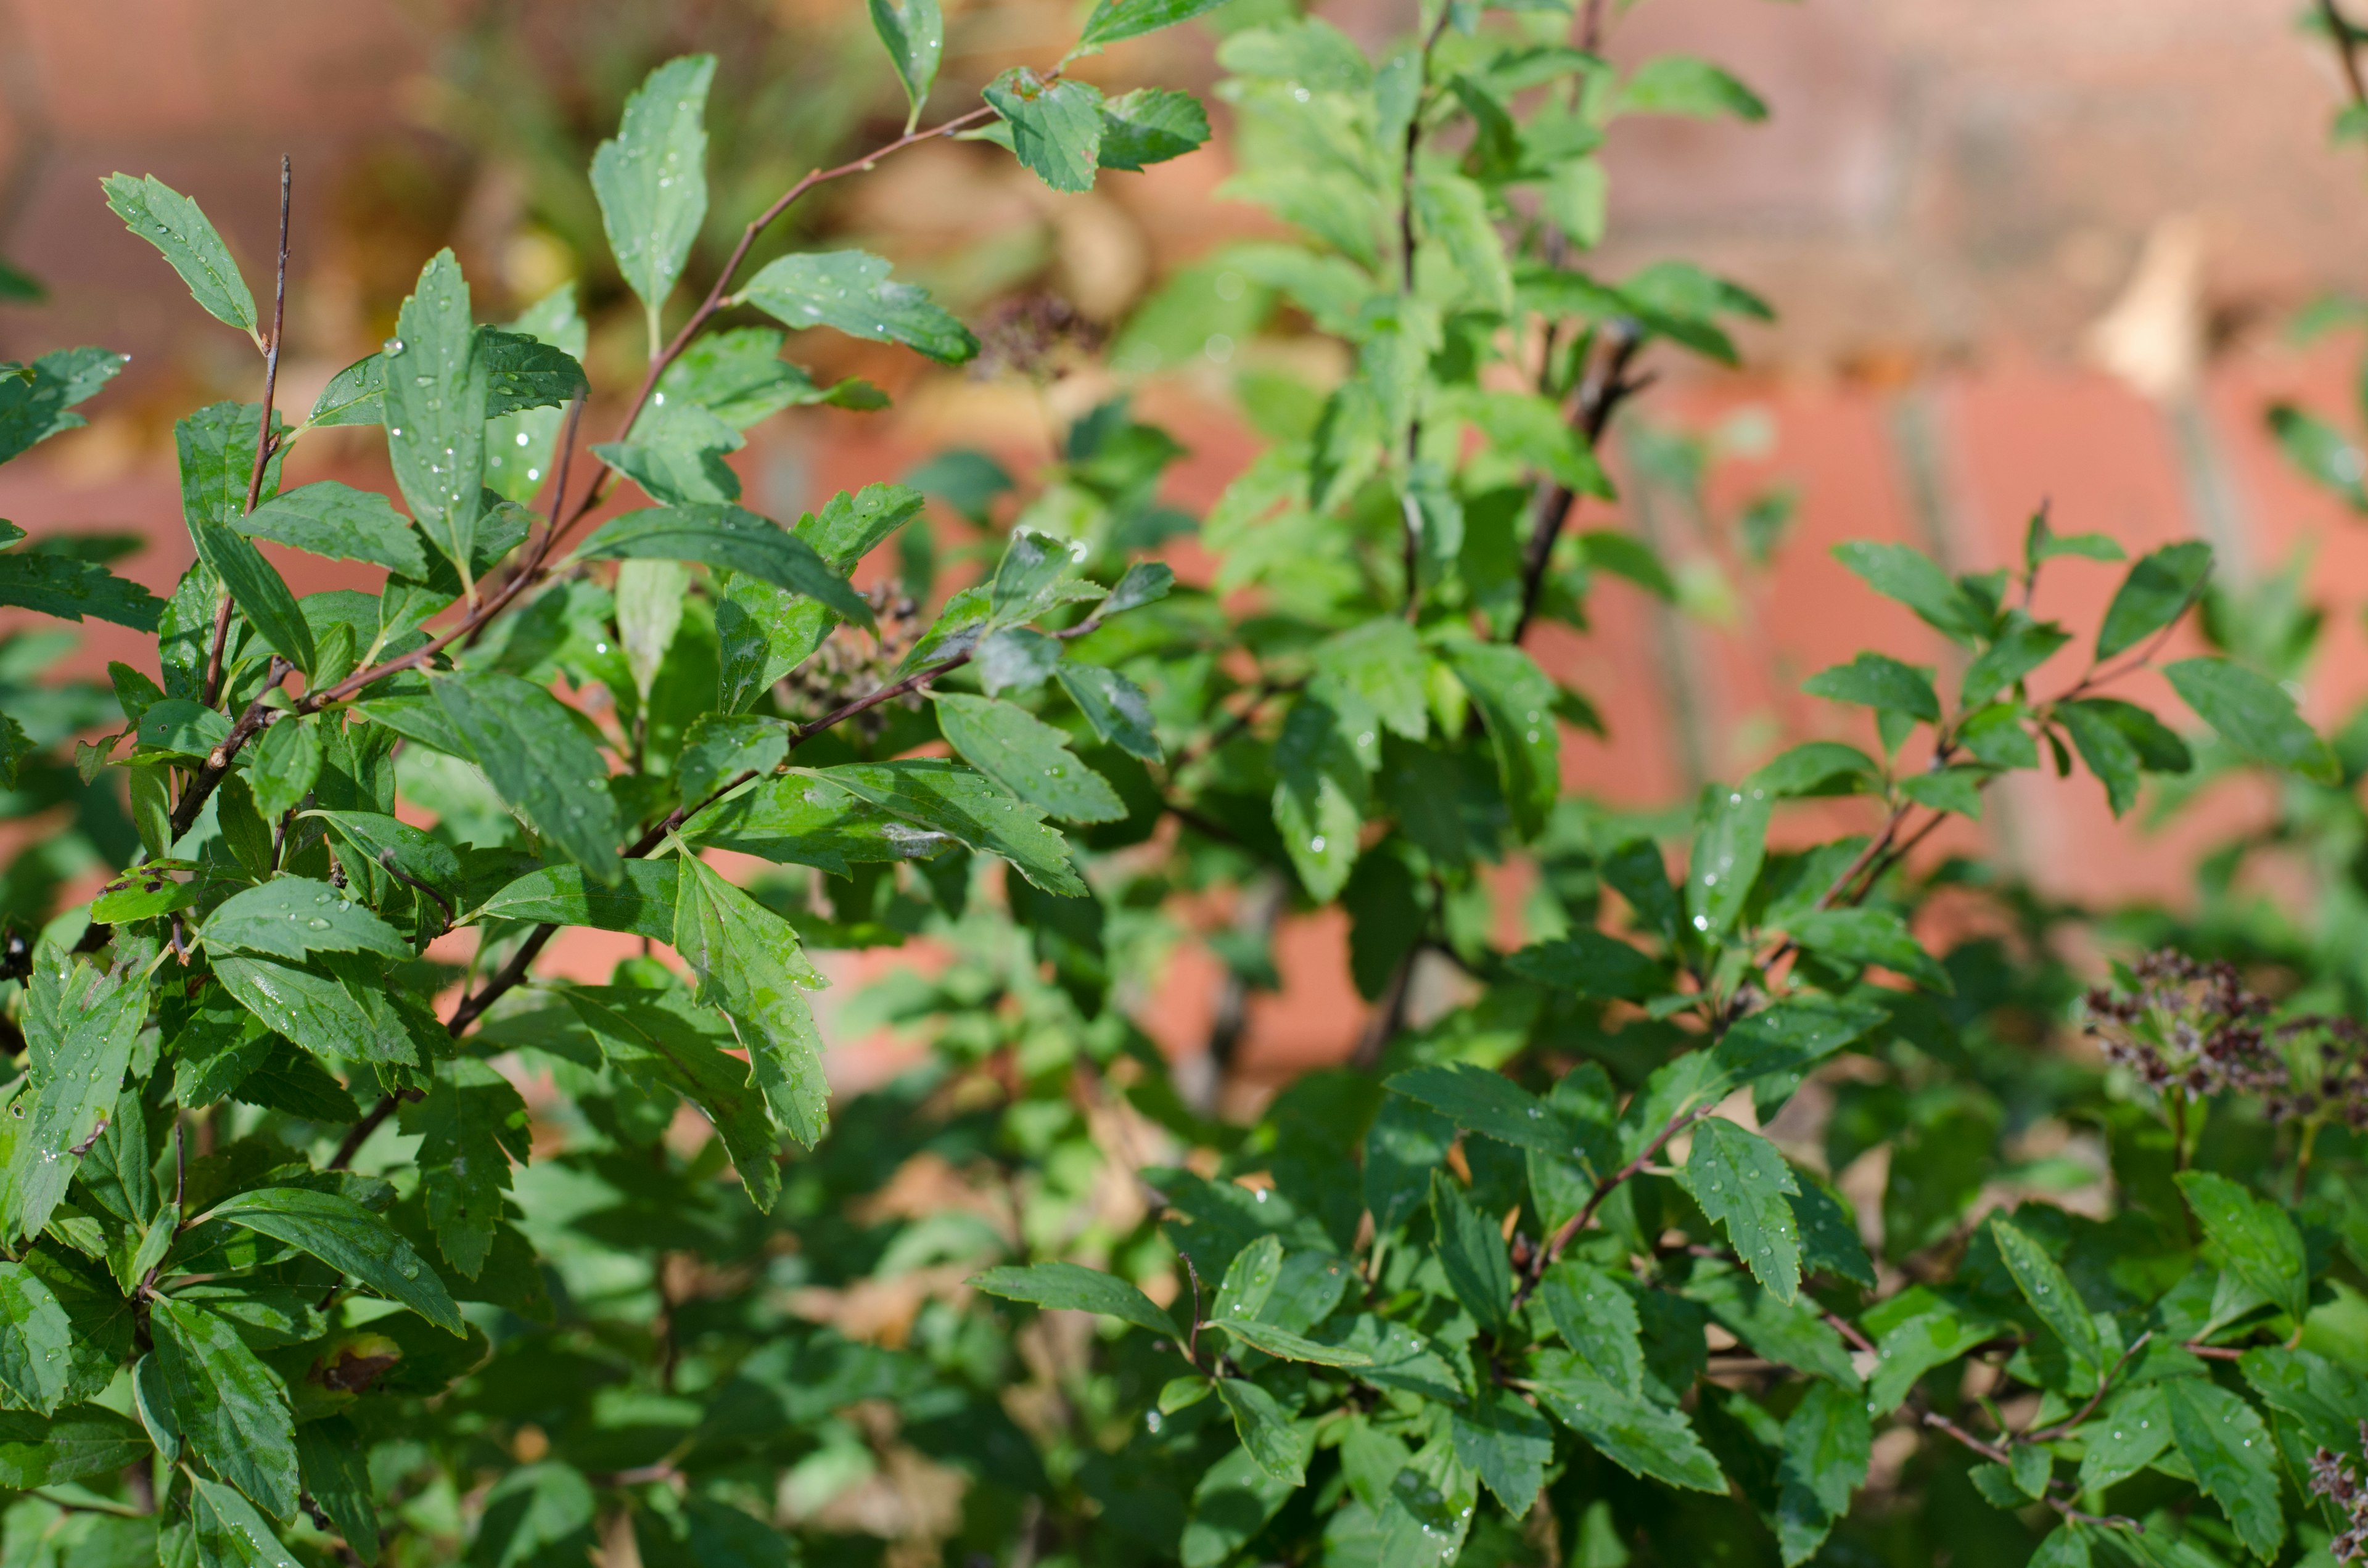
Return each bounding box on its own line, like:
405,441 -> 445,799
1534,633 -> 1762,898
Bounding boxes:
2084,949 -> 2283,1098
2269,1015 -> 2368,1131
781,582 -> 924,737
2309,1426 -> 2368,1564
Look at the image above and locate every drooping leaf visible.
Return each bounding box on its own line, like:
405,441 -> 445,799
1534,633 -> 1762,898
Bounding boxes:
204,1186 -> 466,1334
467,860 -> 679,940
189,1472 -> 306,1568
2162,657 -> 2340,785
1530,1349 -> 1727,1492
1215,1377 -> 1310,1487
102,173 -> 257,335
1785,907 -> 1951,992
1687,779 -> 1772,936
559,985 -> 781,1212
432,670 -> 622,883
1775,1381 -> 1870,1566
150,1295 -> 300,1519
202,876 -> 412,963
0,1404 -> 149,1488
238,482 -> 428,578
574,504 -> 874,628
1803,652 -> 1939,723
987,70 -> 1105,192
2161,1376 -> 2283,1561
2174,1172 -> 2309,1326
211,953 -> 422,1066
741,250 -> 978,365
1271,696 -> 1368,900
405,1057 -> 531,1281
1446,642 -> 1560,837
933,692 -> 1125,824
7,959 -> 145,1239
2096,540 -> 2211,660
1450,1385 -> 1555,1518
296,1416 -> 380,1563
593,55 -> 716,319
1098,88 -> 1211,169
1056,664 -> 1161,760
1430,1170 -> 1512,1330
1388,1064 -> 1572,1155
0,1252 -> 135,1414
799,760 -> 1085,896
673,848 -> 832,1147
1618,55 -> 1769,121
187,518 -> 314,675
971,1262 -> 1176,1337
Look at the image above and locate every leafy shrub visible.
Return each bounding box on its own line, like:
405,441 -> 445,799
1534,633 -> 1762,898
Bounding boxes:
0,4 -> 2361,1568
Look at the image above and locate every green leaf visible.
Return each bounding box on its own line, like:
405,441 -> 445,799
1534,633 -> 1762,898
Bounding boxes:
1182,1444 -> 1297,1568
0,1252 -> 134,1414
559,985 -> 781,1212
2267,403 -> 2368,509
2096,540 -> 2211,659
987,70 -> 1104,192
204,1186 -> 466,1334
2162,657 -> 2340,785
188,519 -> 314,675
1210,1316 -> 1373,1366
1618,56 -> 1768,120
575,504 -> 874,628
1430,1170 -> 1512,1330
971,1262 -> 1175,1337
1098,88 -> 1210,169
1803,652 -> 1939,723
2029,1528 -> 2092,1568
1785,907 -> 1951,992
0,1405 -> 148,1488
1080,0 -> 1229,46
593,55 -> 715,319
1272,697 -> 1368,900
467,860 -> 678,940
1215,1377 -> 1310,1487
306,810 -> 462,900
1790,1178 -> 1877,1289
191,1472 -> 306,1567
1753,741 -> 1880,798
1446,642 -> 1560,837
1688,779 -> 1772,936
1530,1349 -> 1728,1492
869,0 -> 942,127
202,876 -> 411,962
1508,930 -> 1663,1000
1056,665 -> 1161,760
1832,541 -> 1983,644
1775,1380 -> 1870,1566
246,716 -> 321,821
385,252 -> 490,581
1212,1234 -> 1283,1320
432,670 -> 622,883
2174,1172 -> 2309,1326
1415,172 -> 1512,313
1690,1267 -> 1860,1387
0,533 -> 163,630
467,1463 -> 595,1568
1963,617 -> 2071,707
673,849 -> 832,1147
800,760 -> 1086,894
2161,1377 -> 2282,1561
1388,1064 -> 1572,1155
0,346 -> 125,470
237,482 -> 427,578
7,961 -> 145,1239
295,1416 -> 379,1564
2056,701 -> 2144,817
741,250 -> 977,365
1681,1118 -> 1803,1302
150,1295 -> 300,1517
406,1057 -> 530,1281
682,770 -> 960,874
2077,1384 -> 2171,1491
485,287 -> 589,503
1451,1385 -> 1554,1518
593,400 -> 744,507
932,692 -> 1125,824
101,173 -> 257,335
1314,617 -> 1429,742
211,952 -> 422,1066
1542,1261 -> 1646,1394
987,527 -> 1094,625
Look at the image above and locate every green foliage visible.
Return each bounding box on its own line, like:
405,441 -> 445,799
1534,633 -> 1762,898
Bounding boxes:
0,6 -> 2354,1568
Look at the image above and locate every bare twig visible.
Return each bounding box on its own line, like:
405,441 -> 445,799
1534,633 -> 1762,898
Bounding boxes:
1509,1105 -> 1707,1311
2027,1331 -> 2152,1443
1513,324 -> 1646,644
168,658 -> 292,840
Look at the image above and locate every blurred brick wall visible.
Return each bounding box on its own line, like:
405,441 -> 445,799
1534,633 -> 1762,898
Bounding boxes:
6,0 -> 2367,1090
